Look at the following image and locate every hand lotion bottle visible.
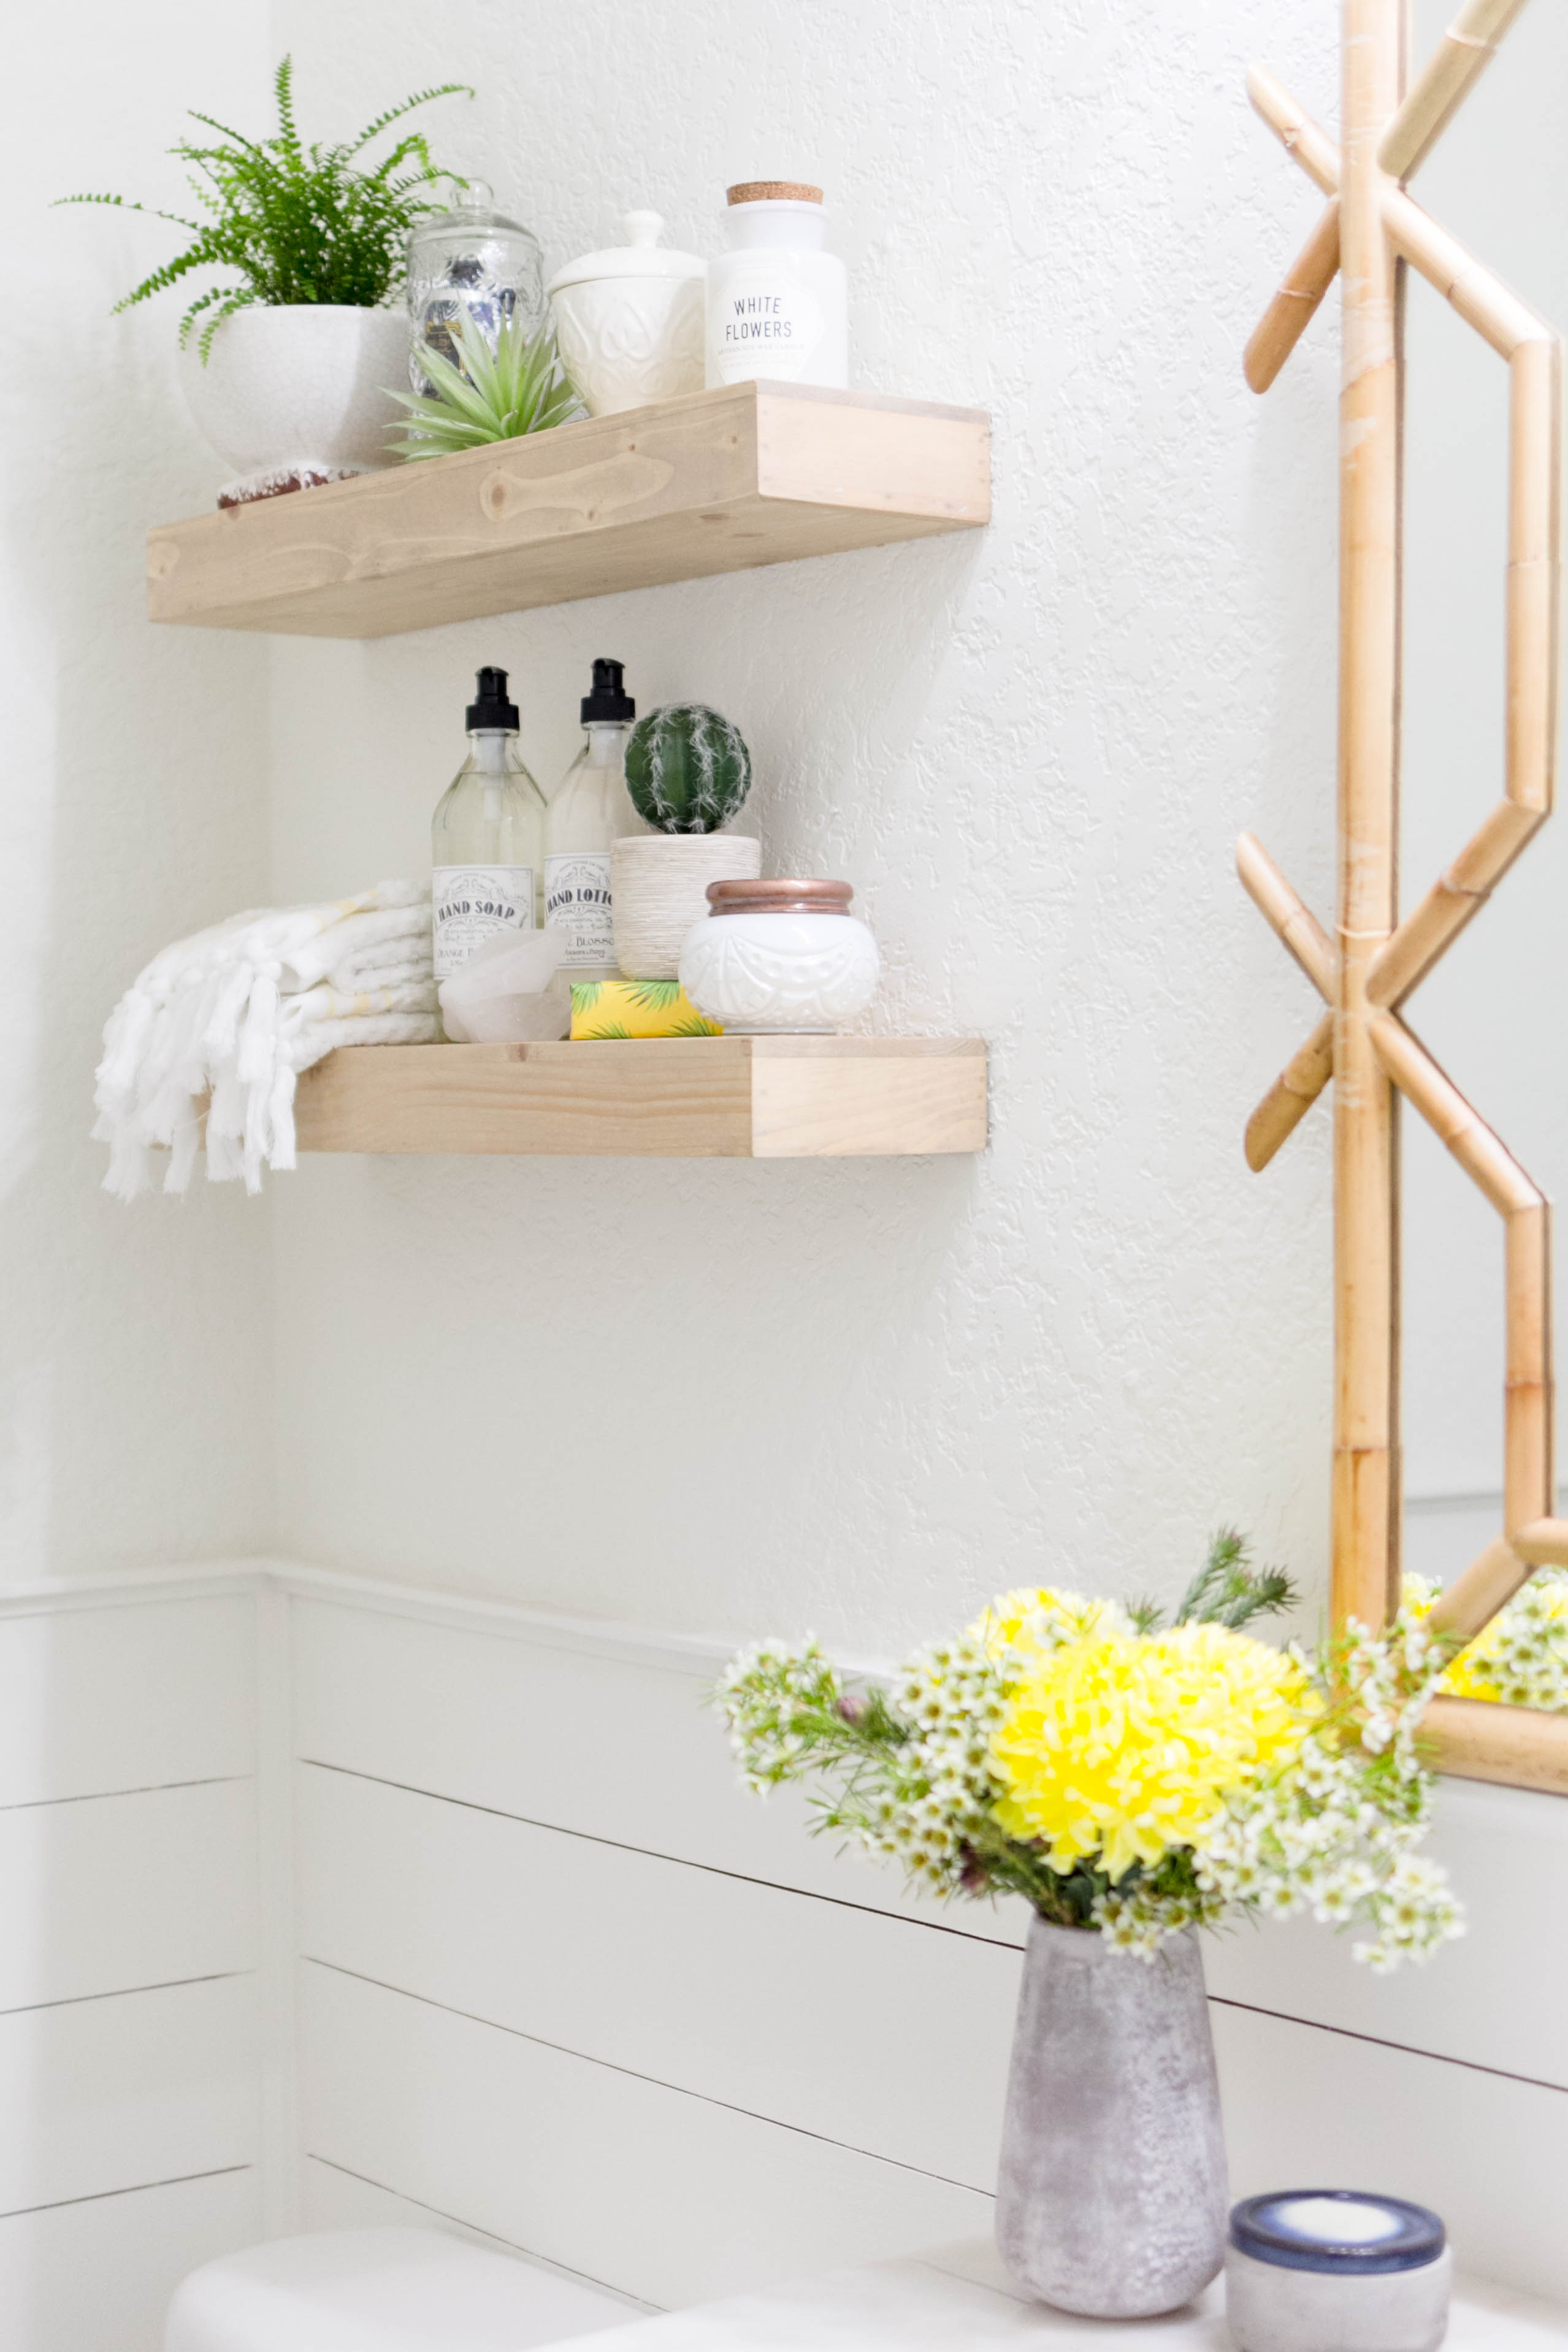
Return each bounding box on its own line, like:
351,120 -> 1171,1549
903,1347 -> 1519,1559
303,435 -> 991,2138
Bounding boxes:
544,658 -> 644,980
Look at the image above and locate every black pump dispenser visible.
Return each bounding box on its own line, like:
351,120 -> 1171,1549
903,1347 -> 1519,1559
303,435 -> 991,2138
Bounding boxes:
466,665 -> 519,732
581,657 -> 635,726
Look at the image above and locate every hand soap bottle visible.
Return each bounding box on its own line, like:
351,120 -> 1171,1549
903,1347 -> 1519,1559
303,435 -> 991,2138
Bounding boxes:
545,658 -> 644,979
431,666 -> 548,980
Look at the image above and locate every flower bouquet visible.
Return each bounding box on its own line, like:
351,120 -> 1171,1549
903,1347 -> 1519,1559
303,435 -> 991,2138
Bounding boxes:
716,1534 -> 1466,2318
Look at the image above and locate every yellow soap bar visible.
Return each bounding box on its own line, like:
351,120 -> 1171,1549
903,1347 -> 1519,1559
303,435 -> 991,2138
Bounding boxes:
570,979 -> 724,1040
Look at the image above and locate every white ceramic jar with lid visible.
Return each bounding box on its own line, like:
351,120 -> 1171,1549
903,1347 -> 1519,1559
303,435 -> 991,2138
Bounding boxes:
547,212 -> 706,416
705,182 -> 848,389
1225,2191 -> 1451,2352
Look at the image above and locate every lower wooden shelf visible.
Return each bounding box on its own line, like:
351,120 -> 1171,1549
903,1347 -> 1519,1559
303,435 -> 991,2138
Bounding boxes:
292,1036 -> 988,1159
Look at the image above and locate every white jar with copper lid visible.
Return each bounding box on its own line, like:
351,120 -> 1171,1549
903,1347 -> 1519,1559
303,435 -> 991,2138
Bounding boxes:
705,182 -> 848,390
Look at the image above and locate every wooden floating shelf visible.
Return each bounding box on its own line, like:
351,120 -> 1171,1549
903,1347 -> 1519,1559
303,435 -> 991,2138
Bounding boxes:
292,1037 -> 988,1159
147,380 -> 991,640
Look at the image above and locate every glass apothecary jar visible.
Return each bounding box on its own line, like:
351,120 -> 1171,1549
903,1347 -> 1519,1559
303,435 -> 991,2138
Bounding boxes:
407,181 -> 546,393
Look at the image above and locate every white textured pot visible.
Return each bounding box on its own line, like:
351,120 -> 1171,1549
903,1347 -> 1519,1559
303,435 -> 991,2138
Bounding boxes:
611,835 -> 761,979
995,1918 -> 1227,2318
679,908 -> 879,1032
178,306 -> 411,504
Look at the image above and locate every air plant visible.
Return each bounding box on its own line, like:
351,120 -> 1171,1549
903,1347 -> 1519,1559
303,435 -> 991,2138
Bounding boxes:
386,310 -> 583,458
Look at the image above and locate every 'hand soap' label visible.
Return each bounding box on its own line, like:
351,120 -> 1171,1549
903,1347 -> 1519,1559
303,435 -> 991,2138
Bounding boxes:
432,864 -> 534,978
545,851 -> 614,968
711,266 -> 824,385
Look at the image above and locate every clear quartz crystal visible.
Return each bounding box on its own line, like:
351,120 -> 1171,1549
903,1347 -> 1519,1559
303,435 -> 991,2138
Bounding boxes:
431,730 -> 548,989
544,722 -> 644,978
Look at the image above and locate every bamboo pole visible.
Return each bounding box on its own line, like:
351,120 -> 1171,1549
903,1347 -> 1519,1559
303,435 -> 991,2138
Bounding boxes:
1364,799 -> 1542,1007
1426,1693 -> 1568,1793
1245,1014 -> 1336,1171
1506,1201 -> 1555,1534
1333,0 -> 1404,1633
1507,335 -> 1562,816
1428,1534 -> 1531,1644
1247,66 -> 1342,193
1246,203 -> 1342,393
1367,1014 -> 1542,1216
1378,0 -> 1531,182
1235,833 -> 1336,1000
1383,191 -> 1548,357
1512,1518 -> 1568,1566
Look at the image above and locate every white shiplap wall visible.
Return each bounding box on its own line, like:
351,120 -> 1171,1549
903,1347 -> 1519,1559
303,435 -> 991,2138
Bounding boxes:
281,1574 -> 1568,2315
14,1561 -> 1568,2344
0,1584 -> 264,2352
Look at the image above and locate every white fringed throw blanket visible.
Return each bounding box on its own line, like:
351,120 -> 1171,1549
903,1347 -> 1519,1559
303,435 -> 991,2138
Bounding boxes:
94,881 -> 440,1199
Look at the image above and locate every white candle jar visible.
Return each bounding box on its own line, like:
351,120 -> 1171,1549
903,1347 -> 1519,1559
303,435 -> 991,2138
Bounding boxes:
679,879 -> 879,1033
548,212 -> 706,418
1225,2192 -> 1451,2352
705,182 -> 847,390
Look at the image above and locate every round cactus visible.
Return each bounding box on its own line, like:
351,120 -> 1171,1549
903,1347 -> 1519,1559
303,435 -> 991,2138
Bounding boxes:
624,703 -> 752,835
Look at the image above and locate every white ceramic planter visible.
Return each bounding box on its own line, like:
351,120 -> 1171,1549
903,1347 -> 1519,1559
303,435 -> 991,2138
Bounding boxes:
611,835 -> 760,979
548,212 -> 706,418
679,884 -> 879,1032
178,306 -> 411,504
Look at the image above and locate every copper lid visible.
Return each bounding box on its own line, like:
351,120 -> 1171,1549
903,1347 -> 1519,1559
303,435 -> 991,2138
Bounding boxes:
727,181 -> 824,206
706,877 -> 852,915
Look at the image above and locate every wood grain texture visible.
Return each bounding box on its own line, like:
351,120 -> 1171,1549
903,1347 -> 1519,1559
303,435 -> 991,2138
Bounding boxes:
146,382 -> 991,641
290,1038 -> 987,1159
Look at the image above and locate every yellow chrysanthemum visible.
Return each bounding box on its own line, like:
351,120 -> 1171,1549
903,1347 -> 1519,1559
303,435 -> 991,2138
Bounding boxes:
968,1587 -> 1126,1653
989,1622 -> 1319,1882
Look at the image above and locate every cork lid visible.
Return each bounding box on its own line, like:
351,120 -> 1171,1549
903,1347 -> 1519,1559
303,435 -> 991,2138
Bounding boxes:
706,878 -> 853,914
727,182 -> 824,206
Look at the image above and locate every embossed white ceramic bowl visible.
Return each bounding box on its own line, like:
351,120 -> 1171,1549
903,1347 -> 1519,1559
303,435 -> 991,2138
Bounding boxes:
548,210 -> 706,418
679,907 -> 881,1033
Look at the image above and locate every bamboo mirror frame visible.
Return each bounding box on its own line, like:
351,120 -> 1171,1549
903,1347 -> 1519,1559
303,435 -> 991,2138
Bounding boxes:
1241,0 -> 1568,1792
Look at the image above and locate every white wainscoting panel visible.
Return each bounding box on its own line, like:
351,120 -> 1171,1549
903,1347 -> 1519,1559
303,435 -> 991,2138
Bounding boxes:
0,1595 -> 256,1804
289,1596 -> 969,1929
1214,2001 -> 1568,2308
296,1761 -> 1019,2189
0,1779 -> 258,2012
0,1580 -> 267,2352
282,1571 -> 1568,2313
299,2158 -> 656,2313
0,1974 -> 258,2215
298,1961 -> 994,2312
0,2169 -> 260,2352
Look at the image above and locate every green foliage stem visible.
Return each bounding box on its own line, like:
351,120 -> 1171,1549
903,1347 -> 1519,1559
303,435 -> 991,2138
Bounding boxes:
385,312 -> 582,456
56,56 -> 470,355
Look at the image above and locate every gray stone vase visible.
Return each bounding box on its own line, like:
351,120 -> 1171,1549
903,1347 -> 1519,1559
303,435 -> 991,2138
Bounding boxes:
995,1915 -> 1227,2318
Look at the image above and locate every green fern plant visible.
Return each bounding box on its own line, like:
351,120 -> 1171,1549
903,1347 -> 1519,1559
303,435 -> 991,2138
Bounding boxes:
386,310 -> 582,457
624,704 -> 753,835
56,56 -> 470,355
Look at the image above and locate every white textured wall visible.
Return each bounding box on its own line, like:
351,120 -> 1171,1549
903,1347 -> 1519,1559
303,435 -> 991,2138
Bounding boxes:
0,0 -> 274,1582
265,0 -> 1353,1646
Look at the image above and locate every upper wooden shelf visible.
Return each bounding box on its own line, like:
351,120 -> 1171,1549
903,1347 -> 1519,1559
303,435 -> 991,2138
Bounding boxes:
146,380 -> 991,640
292,1036 -> 987,1159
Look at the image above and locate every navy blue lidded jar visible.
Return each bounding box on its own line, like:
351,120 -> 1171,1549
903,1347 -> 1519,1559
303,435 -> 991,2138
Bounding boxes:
1225,2191 -> 1451,2352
